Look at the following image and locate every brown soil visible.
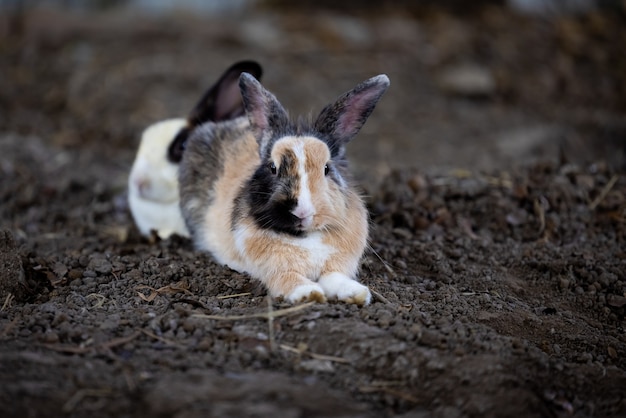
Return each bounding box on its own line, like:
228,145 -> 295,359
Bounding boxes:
1,4 -> 625,417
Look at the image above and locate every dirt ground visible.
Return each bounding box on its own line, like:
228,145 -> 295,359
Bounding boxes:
1,2 -> 625,417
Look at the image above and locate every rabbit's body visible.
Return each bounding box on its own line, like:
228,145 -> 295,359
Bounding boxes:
180,74 -> 389,305
128,61 -> 262,239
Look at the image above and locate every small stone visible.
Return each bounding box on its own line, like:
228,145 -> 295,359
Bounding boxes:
396,259 -> 407,270
437,64 -> 496,97
40,331 -> 60,344
298,359 -> 335,373
67,269 -> 83,280
88,257 -> 112,275
83,270 -> 97,278
607,346 -> 618,359
607,294 -> 626,308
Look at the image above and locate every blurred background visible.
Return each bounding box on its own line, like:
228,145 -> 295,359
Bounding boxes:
1,0 -> 625,185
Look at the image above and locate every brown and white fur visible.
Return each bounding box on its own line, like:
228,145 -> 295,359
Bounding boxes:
128,61 -> 262,239
179,73 -> 390,305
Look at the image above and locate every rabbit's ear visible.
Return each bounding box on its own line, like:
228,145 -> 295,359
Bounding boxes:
239,72 -> 290,157
168,61 -> 263,163
314,75 -> 389,154
189,60 -> 263,125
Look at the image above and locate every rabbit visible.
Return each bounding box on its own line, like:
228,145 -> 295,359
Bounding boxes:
179,72 -> 390,305
128,61 -> 263,239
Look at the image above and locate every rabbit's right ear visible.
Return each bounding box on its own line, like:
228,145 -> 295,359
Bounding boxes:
239,72 -> 290,158
168,61 -> 263,162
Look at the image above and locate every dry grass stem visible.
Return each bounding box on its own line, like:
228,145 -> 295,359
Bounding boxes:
135,281 -> 192,302
280,343 -> 350,363
1,293 -> 14,312
534,197 -> 546,236
217,292 -> 252,299
359,386 -> 419,403
370,288 -> 390,304
589,174 -> 619,210
141,329 -> 181,347
267,296 -> 276,352
192,301 -> 316,321
86,293 -> 107,308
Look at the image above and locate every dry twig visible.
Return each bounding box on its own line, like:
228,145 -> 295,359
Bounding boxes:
280,343 -> 350,363
141,329 -> 181,347
534,197 -> 547,236
267,296 -> 276,352
359,385 -> 419,403
192,301 -> 315,321
217,292 -> 252,299
1,293 -> 14,312
370,288 -> 390,304
589,174 -> 619,210
135,281 -> 192,302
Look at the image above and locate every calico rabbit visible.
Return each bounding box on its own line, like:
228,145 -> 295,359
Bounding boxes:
179,73 -> 389,305
128,61 -> 262,239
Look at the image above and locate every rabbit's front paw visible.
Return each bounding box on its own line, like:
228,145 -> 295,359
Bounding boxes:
318,272 -> 371,306
286,283 -> 327,304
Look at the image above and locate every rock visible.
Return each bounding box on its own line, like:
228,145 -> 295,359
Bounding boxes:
607,294 -> 626,308
496,125 -> 564,162
298,359 -> 336,373
87,256 -> 112,275
437,64 -> 496,97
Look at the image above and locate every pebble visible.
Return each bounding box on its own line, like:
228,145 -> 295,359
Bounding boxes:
437,64 -> 496,97
298,359 -> 335,373
607,294 -> 626,308
89,257 -> 112,275
67,269 -> 83,280
40,331 -> 60,343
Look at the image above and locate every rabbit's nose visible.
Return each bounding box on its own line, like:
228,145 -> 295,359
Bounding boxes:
135,177 -> 151,198
291,209 -> 315,219
292,204 -> 315,221
292,191 -> 315,219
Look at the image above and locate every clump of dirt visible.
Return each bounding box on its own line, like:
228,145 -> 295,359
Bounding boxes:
1,4 -> 625,418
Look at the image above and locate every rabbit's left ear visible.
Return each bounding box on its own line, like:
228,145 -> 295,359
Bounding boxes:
314,75 -> 389,154
190,60 -> 263,124
239,72 -> 290,158
168,61 -> 263,163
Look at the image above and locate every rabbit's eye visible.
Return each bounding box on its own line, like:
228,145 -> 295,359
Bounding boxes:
269,162 -> 277,175
324,164 -> 329,176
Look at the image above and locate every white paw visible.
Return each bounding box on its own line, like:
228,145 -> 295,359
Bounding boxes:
318,273 -> 371,306
286,282 -> 327,304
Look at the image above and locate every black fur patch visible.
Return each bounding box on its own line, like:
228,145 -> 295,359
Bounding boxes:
244,156 -> 303,236
167,126 -> 190,163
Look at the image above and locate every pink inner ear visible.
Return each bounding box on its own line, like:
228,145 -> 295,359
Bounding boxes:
336,88 -> 382,138
243,80 -> 270,132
